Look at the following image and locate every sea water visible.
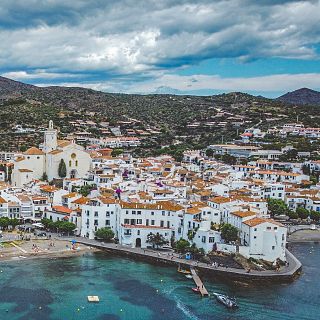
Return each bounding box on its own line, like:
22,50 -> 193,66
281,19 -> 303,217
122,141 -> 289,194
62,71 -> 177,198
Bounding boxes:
0,242 -> 318,320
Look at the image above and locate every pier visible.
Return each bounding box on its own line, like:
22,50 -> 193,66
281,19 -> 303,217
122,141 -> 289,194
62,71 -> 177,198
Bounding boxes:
190,267 -> 208,297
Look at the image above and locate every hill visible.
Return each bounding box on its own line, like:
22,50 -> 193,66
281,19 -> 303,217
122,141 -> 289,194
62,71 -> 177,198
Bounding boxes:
0,76 -> 36,96
0,76 -> 319,156
277,88 -> 320,106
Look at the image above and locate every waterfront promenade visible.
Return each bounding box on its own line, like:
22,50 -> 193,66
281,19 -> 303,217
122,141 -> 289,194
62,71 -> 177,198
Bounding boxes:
68,237 -> 302,281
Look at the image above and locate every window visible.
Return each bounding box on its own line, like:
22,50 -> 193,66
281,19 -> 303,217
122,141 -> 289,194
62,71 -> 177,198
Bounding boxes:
132,210 -> 136,215
272,246 -> 275,250
124,229 -> 131,236
137,230 -> 140,235
106,211 -> 110,217
94,211 -> 98,217
137,219 -> 142,224
105,220 -> 110,226
126,210 -> 129,214
167,212 -> 170,216
209,237 -> 215,243
75,160 -> 78,167
151,211 -> 154,215
167,221 -> 170,228
124,219 -> 129,224
162,211 -> 165,216
267,226 -> 271,230
201,236 -> 206,243
254,236 -> 257,239
69,160 -> 71,167
254,228 -> 257,231
151,220 -> 155,226
146,219 -> 149,226
160,221 -> 164,227
94,220 -> 98,226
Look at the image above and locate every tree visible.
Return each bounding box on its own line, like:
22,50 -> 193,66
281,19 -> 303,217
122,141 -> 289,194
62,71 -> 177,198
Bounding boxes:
205,148 -> 214,158
296,207 -> 309,220
9,218 -> 20,229
310,210 -> 320,222
59,221 -> 76,235
146,232 -> 169,249
41,172 -> 48,181
221,154 -> 237,165
220,223 -> 238,243
287,210 -> 299,219
111,148 -> 124,157
95,227 -> 115,241
189,244 -> 205,260
79,184 -> 96,197
175,238 -> 190,253
302,164 -> 310,175
267,199 -> 289,217
0,217 -> 10,230
58,159 -> 67,178
41,218 -> 52,229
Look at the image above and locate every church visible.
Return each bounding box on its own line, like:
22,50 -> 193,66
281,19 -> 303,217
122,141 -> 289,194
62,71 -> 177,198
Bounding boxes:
11,121 -> 92,187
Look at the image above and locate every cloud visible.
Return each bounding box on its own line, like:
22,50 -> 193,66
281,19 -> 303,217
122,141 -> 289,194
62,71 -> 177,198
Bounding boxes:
2,70 -> 78,80
0,0 -> 319,94
32,72 -> 320,97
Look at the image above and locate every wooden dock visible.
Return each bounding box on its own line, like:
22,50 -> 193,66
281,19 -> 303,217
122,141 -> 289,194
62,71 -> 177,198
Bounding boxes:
190,267 -> 208,297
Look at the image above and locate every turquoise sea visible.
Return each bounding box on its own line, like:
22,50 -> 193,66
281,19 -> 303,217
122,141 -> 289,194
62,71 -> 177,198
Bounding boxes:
0,242 -> 318,320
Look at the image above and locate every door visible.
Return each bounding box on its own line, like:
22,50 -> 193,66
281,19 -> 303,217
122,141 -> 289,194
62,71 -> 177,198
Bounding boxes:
135,238 -> 142,247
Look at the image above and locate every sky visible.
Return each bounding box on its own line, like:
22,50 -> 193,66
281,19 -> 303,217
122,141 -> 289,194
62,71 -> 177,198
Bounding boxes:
0,0 -> 320,97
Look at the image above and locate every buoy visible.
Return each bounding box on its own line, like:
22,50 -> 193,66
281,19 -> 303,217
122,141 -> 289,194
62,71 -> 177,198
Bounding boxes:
120,309 -> 123,312
77,308 -> 80,312
156,289 -> 159,293
39,307 -> 42,310
160,279 -> 163,282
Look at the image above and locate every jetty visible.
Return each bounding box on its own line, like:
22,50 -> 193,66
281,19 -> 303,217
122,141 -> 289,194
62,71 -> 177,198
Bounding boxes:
62,237 -> 302,282
190,267 -> 208,297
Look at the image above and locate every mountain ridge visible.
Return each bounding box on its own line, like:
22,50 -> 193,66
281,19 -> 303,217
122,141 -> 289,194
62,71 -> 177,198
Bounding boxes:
276,87 -> 320,106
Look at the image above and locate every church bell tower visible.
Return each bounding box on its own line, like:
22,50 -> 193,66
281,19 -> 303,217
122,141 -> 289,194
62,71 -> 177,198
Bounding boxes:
43,120 -> 58,153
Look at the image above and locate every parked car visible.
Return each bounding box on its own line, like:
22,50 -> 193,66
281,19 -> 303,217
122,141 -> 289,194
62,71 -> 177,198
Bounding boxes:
35,232 -> 47,237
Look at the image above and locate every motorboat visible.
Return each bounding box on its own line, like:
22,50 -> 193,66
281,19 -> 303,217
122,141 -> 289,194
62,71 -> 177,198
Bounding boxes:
192,287 -> 200,294
185,274 -> 193,279
177,267 -> 191,275
213,293 -> 238,308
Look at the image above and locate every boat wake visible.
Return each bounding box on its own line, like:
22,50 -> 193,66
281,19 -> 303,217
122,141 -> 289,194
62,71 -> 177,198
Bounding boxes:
176,300 -> 200,320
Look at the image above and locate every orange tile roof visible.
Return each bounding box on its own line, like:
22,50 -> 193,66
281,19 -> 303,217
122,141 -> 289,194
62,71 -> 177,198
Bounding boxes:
48,149 -> 63,155
231,211 -> 256,218
243,217 -> 267,227
62,192 -> 78,198
24,147 -> 45,155
243,217 -> 283,227
18,169 -> 33,173
72,197 -> 89,205
40,185 -> 60,192
52,206 -> 72,214
120,201 -> 184,212
186,207 -> 202,215
0,196 -> 7,204
208,196 -> 231,204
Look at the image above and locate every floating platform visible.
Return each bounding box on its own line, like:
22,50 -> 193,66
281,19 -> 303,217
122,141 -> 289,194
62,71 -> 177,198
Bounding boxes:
87,296 -> 100,302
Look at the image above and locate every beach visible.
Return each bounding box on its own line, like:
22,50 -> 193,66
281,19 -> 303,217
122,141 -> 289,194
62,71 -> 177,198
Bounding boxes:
0,239 -> 98,263
288,229 -> 320,242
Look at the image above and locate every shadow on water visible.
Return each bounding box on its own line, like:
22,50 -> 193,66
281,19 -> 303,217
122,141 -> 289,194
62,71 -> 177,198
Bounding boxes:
0,286 -> 53,320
